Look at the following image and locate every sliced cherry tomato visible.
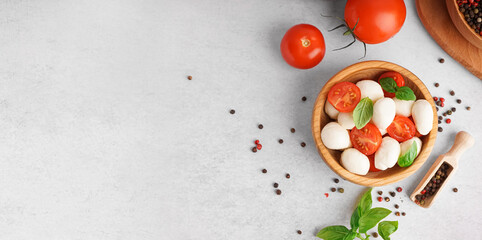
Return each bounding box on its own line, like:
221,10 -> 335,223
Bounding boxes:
345,0 -> 406,44
327,82 -> 361,112
368,154 -> 381,172
350,123 -> 382,155
378,71 -> 405,98
387,115 -> 416,142
280,24 -> 326,69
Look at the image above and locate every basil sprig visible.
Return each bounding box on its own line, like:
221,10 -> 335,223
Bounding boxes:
398,141 -> 418,167
317,189 -> 398,240
379,77 -> 416,101
353,97 -> 373,129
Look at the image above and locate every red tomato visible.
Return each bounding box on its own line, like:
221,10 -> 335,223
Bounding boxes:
350,123 -> 382,155
368,154 -> 381,172
378,71 -> 405,98
327,82 -> 361,112
387,115 -> 416,142
280,24 -> 326,69
344,0 -> 406,44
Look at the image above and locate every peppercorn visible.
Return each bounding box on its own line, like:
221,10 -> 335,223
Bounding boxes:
402,212 -> 406,216
286,173 -> 290,179
439,58 -> 445,63
457,99 -> 462,104
396,187 -> 402,192
377,191 -> 383,195
452,107 -> 456,112
252,147 -> 258,152
300,142 -> 306,147
394,204 -> 399,209
290,128 -> 295,133
450,90 -> 455,96
276,189 -> 282,195
434,97 -> 439,101
372,232 -> 379,238
385,197 -> 390,202
330,187 -> 336,192
187,75 -> 192,80
278,139 -> 283,144
258,124 -> 263,129
453,188 -> 458,192
438,116 -> 443,120
395,212 -> 400,216
389,192 -> 396,197
301,96 -> 307,101
438,127 -> 443,132
466,106 -> 471,111
297,230 -> 302,235
338,188 -> 344,193
434,83 -> 440,87
447,110 -> 452,115
334,178 -> 340,183
262,169 -> 267,173
230,109 -> 235,114
257,144 -> 262,150
254,140 -> 260,144
438,120 -> 442,124
377,197 -> 383,202
274,183 -> 279,188
446,119 -> 452,124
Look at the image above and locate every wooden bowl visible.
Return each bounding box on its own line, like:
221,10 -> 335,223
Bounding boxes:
312,61 -> 438,186
446,0 -> 482,49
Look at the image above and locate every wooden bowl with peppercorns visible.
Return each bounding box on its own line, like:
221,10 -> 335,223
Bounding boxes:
311,61 -> 438,187
446,0 -> 482,49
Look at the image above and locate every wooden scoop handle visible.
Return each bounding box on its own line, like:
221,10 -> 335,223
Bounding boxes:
446,131 -> 475,160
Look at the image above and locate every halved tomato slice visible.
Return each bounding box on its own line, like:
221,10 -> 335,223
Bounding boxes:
350,123 -> 382,155
327,82 -> 361,112
387,115 -> 416,142
367,154 -> 381,172
378,71 -> 405,98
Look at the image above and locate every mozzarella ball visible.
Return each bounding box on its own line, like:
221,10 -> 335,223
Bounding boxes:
379,127 -> 387,136
400,137 -> 422,157
393,97 -> 415,117
338,112 -> 355,129
341,148 -> 370,175
356,80 -> 384,103
321,122 -> 352,150
412,100 -> 433,135
325,101 -> 340,119
372,98 -> 396,130
374,137 -> 401,170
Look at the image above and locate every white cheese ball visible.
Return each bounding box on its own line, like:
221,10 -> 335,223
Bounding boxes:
372,98 -> 396,130
379,127 -> 387,136
325,101 -> 340,120
356,80 -> 384,103
321,122 -> 352,150
400,137 -> 422,157
338,112 -> 355,130
411,100 -> 433,135
375,137 -> 401,170
393,97 -> 415,117
341,148 -> 370,175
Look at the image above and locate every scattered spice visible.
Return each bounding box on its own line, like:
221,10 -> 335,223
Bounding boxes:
415,163 -> 451,206
324,193 -> 329,198
286,173 -> 291,179
187,75 -> 192,80
257,144 -> 262,150
301,96 -> 307,101
457,0 -> 482,36
300,142 -> 306,147
372,232 -> 379,238
466,106 -> 471,111
230,109 -> 235,114
443,113 -> 447,117
331,187 -> 336,192
377,191 -> 383,195
254,140 -> 259,144
396,187 -> 402,192
278,139 -> 284,144
258,124 -> 264,129
439,58 -> 445,63
457,99 -> 462,104
334,178 -> 340,184
394,204 -> 399,209
440,97 -> 445,102
451,107 -> 456,112
385,197 -> 390,202
447,110 -> 452,115
377,197 -> 383,202
436,107 -> 439,111
273,183 -> 279,188
434,82 -> 440,87
297,230 -> 302,235
438,127 -> 443,132
446,119 -> 451,124
438,116 -> 443,120
389,192 -> 396,197
449,90 -> 455,96
290,128 -> 296,133
262,169 -> 267,173
402,212 -> 406,216
438,120 -> 442,124
252,147 -> 258,153
338,188 -> 344,193
395,212 -> 400,216
276,189 -> 282,195
433,97 -> 439,101
453,188 -> 458,193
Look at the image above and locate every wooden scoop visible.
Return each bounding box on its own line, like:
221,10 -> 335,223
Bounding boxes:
410,131 -> 475,208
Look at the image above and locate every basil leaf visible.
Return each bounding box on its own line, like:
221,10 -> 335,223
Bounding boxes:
343,231 -> 356,240
350,208 -> 359,230
395,86 -> 416,101
358,189 -> 372,216
316,226 -> 350,240
358,208 -> 391,233
397,141 -> 417,167
379,77 -> 398,93
353,97 -> 373,129
378,221 -> 398,240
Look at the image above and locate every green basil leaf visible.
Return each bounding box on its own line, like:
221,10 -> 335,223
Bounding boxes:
316,226 -> 350,240
395,86 -> 416,101
397,141 -> 417,167
358,208 -> 391,233
378,221 -> 398,240
379,77 -> 398,93
343,231 -> 357,240
358,189 -> 372,217
350,208 -> 359,230
353,97 -> 373,129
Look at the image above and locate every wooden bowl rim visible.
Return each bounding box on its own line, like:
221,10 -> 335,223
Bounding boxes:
445,0 -> 482,47
311,61 -> 438,187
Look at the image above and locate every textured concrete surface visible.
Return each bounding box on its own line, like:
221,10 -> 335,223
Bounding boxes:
0,0 -> 481,239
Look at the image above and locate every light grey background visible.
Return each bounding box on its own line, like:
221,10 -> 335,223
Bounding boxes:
0,0 -> 481,239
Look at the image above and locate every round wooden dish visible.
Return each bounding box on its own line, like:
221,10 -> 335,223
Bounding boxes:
312,61 -> 438,187
446,0 -> 482,49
